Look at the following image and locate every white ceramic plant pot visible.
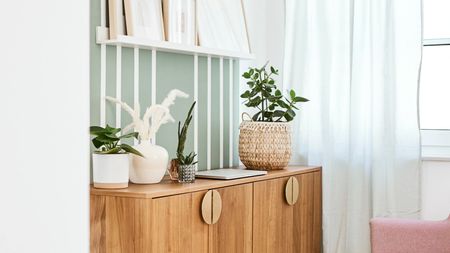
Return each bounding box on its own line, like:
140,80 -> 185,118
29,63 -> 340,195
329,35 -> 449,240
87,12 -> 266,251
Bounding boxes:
92,153 -> 129,189
130,141 -> 169,184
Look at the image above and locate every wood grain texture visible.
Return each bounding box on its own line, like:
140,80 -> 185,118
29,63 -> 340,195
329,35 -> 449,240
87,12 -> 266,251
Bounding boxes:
211,190 -> 222,225
151,191 -> 209,253
106,197 -> 152,253
211,183 -> 253,253
201,190 -> 213,224
134,198 -> 153,252
91,166 -> 321,198
90,196 -> 152,253
292,176 -> 299,205
90,195 -> 106,253
285,176 -> 300,206
313,171 -> 323,253
253,177 -> 294,253
294,173 -> 315,253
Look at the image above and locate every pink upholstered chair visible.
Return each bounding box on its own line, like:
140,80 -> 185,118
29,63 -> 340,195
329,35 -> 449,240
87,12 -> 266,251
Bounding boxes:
370,215 -> 450,253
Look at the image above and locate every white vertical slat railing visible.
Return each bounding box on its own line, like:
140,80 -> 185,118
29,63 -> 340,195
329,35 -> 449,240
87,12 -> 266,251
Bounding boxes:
151,49 -> 157,143
229,60 -> 234,167
194,55 -> 199,158
219,57 -> 224,168
100,0 -> 106,127
133,48 -> 139,145
115,46 -> 122,129
207,56 -> 212,170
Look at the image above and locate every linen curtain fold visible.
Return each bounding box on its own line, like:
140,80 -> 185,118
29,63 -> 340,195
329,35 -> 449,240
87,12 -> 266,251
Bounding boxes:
283,0 -> 422,252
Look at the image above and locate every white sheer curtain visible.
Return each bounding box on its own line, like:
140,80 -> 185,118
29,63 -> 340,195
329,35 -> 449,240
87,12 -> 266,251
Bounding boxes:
283,0 -> 422,252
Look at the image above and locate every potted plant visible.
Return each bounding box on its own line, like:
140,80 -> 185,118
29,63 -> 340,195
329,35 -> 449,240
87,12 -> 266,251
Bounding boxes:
239,63 -> 309,170
90,125 -> 143,189
106,89 -> 189,184
168,102 -> 198,183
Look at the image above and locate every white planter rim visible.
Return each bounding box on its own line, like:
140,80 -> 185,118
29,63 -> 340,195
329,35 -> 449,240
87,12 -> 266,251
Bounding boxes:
92,152 -> 129,156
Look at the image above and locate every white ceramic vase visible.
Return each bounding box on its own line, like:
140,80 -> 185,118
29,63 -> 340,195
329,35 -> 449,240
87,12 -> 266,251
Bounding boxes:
92,153 -> 129,189
130,141 -> 169,184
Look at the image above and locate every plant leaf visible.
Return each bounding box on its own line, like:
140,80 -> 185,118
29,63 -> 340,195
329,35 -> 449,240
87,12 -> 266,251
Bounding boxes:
177,102 -> 196,157
284,109 -> 296,121
119,132 -> 139,140
265,83 -> 275,89
120,144 -> 144,157
92,137 -> 104,149
277,100 -> 289,109
240,90 -> 251,98
290,90 -> 296,100
252,111 -> 262,121
263,111 -> 273,119
261,90 -> 271,98
105,124 -> 121,134
98,146 -> 122,154
96,134 -> 119,142
90,126 -> 106,135
294,96 -> 309,102
245,97 -> 262,107
273,110 -> 285,117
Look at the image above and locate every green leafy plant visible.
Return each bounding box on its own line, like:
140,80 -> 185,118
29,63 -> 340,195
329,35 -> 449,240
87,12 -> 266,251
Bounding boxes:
176,102 -> 198,165
90,125 -> 144,157
241,63 -> 309,122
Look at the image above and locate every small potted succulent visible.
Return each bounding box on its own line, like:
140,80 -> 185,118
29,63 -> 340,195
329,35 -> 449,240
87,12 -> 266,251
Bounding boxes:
168,102 -> 198,183
239,63 -> 309,170
90,125 -> 143,189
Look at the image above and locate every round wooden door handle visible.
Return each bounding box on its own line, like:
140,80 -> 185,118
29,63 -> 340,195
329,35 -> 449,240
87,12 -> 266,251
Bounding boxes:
201,190 -> 222,224
285,176 -> 299,205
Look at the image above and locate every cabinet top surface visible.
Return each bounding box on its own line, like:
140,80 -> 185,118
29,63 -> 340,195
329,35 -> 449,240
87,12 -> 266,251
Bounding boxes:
91,166 -> 321,199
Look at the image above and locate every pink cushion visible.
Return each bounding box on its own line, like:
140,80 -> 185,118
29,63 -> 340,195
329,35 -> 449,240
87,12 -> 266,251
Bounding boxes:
370,215 -> 450,253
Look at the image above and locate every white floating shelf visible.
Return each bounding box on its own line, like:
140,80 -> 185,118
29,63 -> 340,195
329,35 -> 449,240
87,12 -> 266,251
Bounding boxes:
423,38 -> 450,46
96,27 -> 254,60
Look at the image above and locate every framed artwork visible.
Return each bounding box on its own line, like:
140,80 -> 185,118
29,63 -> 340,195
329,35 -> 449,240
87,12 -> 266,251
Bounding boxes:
163,0 -> 196,45
197,0 -> 250,53
124,0 -> 165,41
108,0 -> 126,39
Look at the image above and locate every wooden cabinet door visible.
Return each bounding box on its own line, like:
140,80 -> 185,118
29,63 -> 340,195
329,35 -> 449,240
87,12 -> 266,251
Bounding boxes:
253,172 -> 322,253
151,191 -> 209,253
253,177 -> 294,253
294,172 -> 322,253
90,195 -> 152,253
211,183 -> 253,253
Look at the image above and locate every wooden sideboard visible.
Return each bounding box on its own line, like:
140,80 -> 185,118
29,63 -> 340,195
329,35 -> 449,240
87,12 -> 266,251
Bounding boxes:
90,166 -> 322,253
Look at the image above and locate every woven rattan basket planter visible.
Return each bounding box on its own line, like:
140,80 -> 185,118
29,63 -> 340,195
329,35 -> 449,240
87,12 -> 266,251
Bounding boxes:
239,120 -> 292,170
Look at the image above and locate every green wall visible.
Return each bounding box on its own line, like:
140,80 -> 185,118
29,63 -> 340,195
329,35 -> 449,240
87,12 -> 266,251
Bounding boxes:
90,0 -> 240,170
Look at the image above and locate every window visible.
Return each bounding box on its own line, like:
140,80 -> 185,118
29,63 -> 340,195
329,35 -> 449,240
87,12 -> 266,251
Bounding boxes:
420,0 -> 450,130
420,0 -> 450,158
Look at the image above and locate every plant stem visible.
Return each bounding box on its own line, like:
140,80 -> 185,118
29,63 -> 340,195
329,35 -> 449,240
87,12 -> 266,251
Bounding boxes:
260,75 -> 264,121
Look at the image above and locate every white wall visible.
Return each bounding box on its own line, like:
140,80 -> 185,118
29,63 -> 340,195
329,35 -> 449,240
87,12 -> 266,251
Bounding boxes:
240,0 -> 286,118
0,1 -> 90,252
422,161 -> 450,220
242,0 -> 285,77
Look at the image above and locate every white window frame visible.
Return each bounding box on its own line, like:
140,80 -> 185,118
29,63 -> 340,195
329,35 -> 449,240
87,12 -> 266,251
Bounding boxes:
421,38 -> 450,161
